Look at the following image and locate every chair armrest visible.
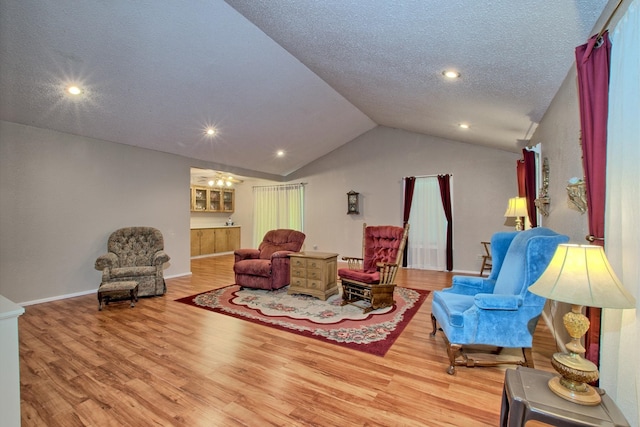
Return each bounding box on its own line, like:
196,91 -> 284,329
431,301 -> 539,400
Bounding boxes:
376,262 -> 399,285
342,256 -> 363,270
234,249 -> 260,261
152,250 -> 170,266
474,293 -> 522,310
95,253 -> 118,270
444,275 -> 496,296
272,250 -> 297,259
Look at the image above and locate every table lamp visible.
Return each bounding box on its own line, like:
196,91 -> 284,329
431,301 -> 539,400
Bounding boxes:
504,197 -> 528,230
528,244 -> 636,405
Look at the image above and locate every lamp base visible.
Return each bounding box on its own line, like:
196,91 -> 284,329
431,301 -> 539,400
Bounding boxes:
548,352 -> 601,406
515,218 -> 523,231
548,376 -> 601,406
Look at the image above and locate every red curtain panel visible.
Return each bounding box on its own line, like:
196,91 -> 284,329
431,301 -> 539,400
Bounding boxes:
402,177 -> 416,267
516,159 -> 526,197
522,149 -> 538,228
437,174 -> 453,271
575,31 -> 611,370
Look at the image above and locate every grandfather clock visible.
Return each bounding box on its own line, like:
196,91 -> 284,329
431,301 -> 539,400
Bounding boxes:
347,191 -> 359,215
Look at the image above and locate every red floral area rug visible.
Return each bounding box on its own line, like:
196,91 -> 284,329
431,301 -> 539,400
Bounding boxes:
175,285 -> 429,357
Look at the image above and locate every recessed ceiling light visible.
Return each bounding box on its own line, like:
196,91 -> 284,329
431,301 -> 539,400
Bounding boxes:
459,123 -> 470,129
276,150 -> 285,157
442,70 -> 461,79
205,127 -> 216,136
66,85 -> 83,95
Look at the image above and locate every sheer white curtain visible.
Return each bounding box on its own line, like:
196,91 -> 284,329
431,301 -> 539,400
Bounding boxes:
407,177 -> 447,270
600,2 -> 639,424
252,183 -> 304,246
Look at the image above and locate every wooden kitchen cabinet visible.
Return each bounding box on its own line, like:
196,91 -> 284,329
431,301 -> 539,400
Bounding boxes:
191,187 -> 208,212
190,228 -> 216,257
191,227 -> 241,257
214,227 -> 240,253
190,186 -> 235,213
190,229 -> 201,256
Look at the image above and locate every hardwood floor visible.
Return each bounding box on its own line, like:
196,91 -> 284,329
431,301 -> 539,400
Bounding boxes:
18,255 -> 556,426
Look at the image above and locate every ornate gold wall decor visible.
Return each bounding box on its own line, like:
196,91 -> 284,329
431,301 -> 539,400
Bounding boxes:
567,178 -> 587,213
535,157 -> 550,216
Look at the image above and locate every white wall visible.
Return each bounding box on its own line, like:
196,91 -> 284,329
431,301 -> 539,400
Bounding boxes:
529,63 -> 590,351
286,126 -> 520,271
193,125 -> 521,272
529,13 -> 639,421
530,67 -> 589,240
0,120 -> 521,303
0,121 -> 193,304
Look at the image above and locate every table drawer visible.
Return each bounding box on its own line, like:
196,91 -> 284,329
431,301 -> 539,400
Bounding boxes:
291,267 -> 306,278
305,268 -> 325,281
306,259 -> 325,269
290,277 -> 307,287
306,279 -> 324,290
290,258 -> 307,268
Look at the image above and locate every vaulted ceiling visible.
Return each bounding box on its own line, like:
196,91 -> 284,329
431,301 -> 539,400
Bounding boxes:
0,1 -> 610,178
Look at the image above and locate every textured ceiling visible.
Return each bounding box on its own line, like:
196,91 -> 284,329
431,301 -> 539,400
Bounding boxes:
0,0 -> 609,178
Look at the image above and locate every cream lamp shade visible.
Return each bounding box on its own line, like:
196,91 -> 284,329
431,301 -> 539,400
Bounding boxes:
528,243 -> 636,405
504,197 -> 528,230
528,244 -> 635,309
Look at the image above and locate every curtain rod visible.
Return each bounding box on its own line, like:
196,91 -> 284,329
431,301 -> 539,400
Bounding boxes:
252,182 -> 306,189
402,174 -> 452,179
597,0 -> 625,39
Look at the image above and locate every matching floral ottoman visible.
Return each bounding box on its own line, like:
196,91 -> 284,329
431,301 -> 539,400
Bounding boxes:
98,281 -> 139,310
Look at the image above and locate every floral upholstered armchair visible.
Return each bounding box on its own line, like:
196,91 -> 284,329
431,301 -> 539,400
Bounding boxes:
233,229 -> 306,290
95,227 -> 170,297
430,227 -> 569,374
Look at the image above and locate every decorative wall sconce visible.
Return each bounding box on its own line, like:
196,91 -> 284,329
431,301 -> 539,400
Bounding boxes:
347,190 -> 360,215
567,177 -> 587,214
534,157 -> 550,216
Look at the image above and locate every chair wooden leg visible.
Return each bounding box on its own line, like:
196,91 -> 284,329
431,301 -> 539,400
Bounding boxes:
436,331 -> 459,375
430,313 -> 438,336
446,342 -> 463,375
523,347 -> 535,368
431,316 -> 463,374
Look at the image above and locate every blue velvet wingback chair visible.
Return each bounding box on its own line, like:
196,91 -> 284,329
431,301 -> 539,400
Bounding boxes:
430,227 -> 569,374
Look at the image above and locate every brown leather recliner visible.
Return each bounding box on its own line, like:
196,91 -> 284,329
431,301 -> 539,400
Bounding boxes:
233,229 -> 306,290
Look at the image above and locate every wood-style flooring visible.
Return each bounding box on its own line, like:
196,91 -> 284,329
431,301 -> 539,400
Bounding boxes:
18,255 -> 556,426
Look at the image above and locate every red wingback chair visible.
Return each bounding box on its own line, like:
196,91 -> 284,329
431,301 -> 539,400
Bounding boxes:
233,229 -> 306,290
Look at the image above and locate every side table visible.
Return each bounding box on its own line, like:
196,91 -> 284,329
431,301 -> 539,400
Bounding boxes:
288,252 -> 338,300
501,367 -> 630,427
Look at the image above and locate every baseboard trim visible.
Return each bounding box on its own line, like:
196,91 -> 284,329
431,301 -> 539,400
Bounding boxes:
165,272 -> 192,279
190,252 -> 234,260
450,269 -> 483,276
19,271 -> 193,307
20,289 -> 96,307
